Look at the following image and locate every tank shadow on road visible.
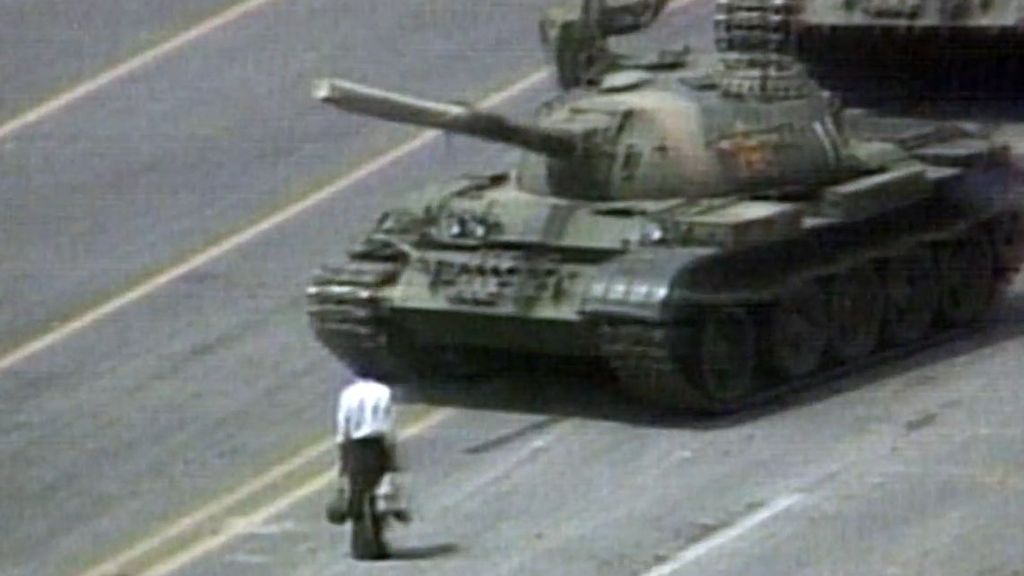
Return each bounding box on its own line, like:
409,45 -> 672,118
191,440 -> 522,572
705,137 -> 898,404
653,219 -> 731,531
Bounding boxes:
395,292 -> 1024,430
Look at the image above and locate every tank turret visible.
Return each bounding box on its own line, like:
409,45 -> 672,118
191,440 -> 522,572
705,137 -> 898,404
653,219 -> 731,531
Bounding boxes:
315,77 -> 627,201
316,72 -> 851,204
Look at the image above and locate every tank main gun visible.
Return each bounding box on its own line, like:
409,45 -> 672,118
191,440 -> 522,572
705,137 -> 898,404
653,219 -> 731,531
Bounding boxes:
315,72 -> 855,202
313,78 -> 577,158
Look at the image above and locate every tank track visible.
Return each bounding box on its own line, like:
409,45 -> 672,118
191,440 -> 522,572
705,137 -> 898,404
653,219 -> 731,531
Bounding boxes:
312,206 -> 1021,410
308,259 -> 500,381
596,313 -> 983,415
597,217 -> 1022,414
307,261 -> 409,380
597,322 -> 728,412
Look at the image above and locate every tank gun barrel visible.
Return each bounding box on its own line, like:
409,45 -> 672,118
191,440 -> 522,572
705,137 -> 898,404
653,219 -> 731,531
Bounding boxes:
313,78 -> 576,158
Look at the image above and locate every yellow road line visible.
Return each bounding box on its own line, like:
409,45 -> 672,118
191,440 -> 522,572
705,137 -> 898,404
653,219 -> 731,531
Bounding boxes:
0,0 -> 704,373
78,439 -> 330,576
0,0 -> 280,141
0,67 -> 550,375
0,0 -> 689,373
81,407 -> 453,576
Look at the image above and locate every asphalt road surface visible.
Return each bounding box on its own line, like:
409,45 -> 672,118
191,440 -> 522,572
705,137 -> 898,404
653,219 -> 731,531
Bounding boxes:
179,312 -> 1024,576
2,1 -> 1022,576
0,0 -> 556,354
0,0 -> 243,122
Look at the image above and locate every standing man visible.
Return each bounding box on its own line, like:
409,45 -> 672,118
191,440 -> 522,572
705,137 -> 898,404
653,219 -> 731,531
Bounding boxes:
325,377 -> 408,524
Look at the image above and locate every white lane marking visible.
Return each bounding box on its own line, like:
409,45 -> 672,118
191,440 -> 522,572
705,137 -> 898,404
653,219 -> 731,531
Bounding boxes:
640,493 -> 805,576
0,67 -> 550,375
0,0 -> 691,371
138,408 -> 453,576
0,0 -> 692,140
236,520 -> 304,536
54,5 -> 689,575
0,0 -> 280,141
80,408 -> 453,576
223,552 -> 271,565
78,440 -> 331,576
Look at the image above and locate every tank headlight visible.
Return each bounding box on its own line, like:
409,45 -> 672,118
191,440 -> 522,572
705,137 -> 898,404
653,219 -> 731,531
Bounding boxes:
445,215 -> 466,237
640,222 -> 666,244
469,219 -> 488,239
442,213 -> 492,240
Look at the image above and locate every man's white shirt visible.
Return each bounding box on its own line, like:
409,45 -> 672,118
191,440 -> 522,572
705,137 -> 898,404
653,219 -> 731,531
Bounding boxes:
337,378 -> 395,442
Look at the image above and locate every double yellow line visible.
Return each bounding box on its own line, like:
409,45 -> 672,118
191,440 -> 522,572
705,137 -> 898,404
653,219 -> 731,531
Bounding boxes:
28,64 -> 547,576
0,0 -> 279,141
80,407 -> 452,576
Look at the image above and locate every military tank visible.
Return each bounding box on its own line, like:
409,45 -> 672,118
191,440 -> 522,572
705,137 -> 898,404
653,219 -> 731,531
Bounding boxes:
717,0 -> 1024,99
306,1 -> 1024,413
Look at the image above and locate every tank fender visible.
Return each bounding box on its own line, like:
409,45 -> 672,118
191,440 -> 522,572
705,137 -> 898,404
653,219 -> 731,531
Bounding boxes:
579,247 -> 718,322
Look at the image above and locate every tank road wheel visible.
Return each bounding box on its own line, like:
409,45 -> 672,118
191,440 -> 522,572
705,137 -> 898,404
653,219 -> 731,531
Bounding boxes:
881,247 -> 939,345
601,324 -> 693,410
937,231 -> 995,326
826,265 -> 885,363
763,282 -> 828,379
686,308 -> 757,407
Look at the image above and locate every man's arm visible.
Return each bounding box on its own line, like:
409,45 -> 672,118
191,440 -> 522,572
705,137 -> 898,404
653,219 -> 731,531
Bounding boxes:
336,391 -> 349,444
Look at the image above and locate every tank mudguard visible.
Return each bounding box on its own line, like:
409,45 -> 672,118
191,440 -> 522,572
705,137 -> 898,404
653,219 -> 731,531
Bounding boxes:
579,247 -> 718,322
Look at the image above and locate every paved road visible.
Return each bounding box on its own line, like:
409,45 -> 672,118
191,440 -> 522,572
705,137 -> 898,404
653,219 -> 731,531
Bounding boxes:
3,1 -> 1023,576
171,7 -> 1024,576
0,0 -> 245,121
0,1 -> 562,574
180,302 -> 1024,575
0,0 -> 554,354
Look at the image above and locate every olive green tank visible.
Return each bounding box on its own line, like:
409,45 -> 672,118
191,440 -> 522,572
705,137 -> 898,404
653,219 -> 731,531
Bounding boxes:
306,0 -> 1024,412
716,0 -> 1024,98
